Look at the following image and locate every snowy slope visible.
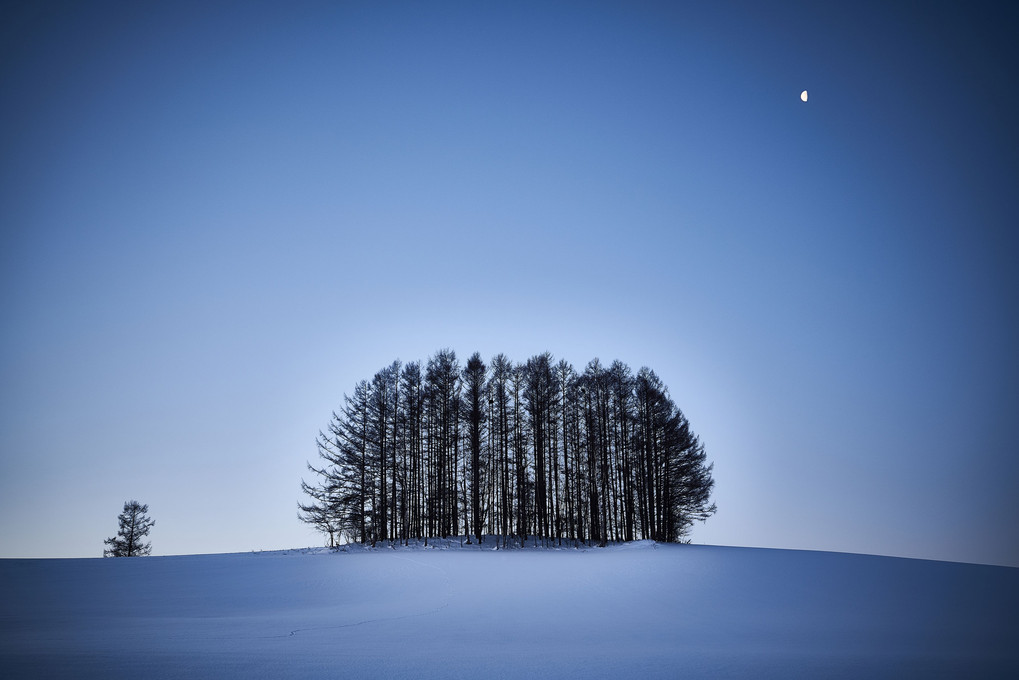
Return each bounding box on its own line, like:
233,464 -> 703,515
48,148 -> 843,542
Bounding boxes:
2,541 -> 1017,679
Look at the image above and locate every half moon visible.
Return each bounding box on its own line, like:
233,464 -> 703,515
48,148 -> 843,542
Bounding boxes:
800,90 -> 808,102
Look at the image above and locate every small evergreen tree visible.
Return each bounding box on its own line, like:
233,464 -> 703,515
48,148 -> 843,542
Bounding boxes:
103,500 -> 155,557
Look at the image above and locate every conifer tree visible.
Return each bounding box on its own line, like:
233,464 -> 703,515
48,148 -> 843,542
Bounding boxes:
103,500 -> 154,557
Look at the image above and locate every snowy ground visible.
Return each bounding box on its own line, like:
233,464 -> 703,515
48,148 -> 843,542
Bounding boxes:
2,539 -> 1017,679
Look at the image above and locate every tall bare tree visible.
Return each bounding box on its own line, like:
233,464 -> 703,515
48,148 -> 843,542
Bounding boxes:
462,352 -> 487,544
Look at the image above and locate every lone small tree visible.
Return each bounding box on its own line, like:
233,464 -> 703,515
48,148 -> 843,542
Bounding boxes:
103,500 -> 155,557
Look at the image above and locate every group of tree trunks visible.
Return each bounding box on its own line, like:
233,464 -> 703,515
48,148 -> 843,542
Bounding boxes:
300,350 -> 715,547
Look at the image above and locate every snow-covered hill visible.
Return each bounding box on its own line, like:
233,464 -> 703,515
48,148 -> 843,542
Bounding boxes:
2,540 -> 1017,678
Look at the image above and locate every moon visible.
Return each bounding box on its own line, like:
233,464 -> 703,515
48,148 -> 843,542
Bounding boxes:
800,90 -> 808,102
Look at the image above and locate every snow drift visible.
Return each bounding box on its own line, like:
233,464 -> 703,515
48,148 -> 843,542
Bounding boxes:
2,541 -> 1016,678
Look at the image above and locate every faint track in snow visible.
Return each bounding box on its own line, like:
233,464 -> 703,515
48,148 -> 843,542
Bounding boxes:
267,552 -> 453,640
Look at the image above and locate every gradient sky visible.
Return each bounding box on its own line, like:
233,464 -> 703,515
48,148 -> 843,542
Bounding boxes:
2,1 -> 1017,566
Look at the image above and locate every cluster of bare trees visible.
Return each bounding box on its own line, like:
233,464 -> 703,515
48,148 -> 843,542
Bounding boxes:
300,350 -> 715,547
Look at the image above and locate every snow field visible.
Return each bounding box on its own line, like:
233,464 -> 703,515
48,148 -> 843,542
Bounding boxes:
2,541 -> 1017,678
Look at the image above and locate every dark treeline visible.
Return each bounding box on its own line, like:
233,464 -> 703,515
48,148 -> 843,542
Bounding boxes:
300,350 -> 715,547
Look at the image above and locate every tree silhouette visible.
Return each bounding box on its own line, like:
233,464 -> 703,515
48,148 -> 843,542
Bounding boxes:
103,500 -> 154,557
301,350 -> 715,546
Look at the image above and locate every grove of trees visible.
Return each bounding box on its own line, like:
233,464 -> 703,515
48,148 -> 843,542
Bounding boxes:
103,500 -> 155,557
300,350 -> 715,548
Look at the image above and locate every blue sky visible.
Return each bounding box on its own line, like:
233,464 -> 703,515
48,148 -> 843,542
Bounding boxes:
2,1 -> 1017,566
